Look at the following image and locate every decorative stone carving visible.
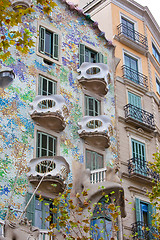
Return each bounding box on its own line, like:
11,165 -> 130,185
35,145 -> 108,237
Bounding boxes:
78,115 -> 112,149
29,95 -> 68,132
0,218 -> 39,240
77,63 -> 110,95
27,156 -> 70,195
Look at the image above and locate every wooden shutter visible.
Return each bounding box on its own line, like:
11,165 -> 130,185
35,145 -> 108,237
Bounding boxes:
79,43 -> 85,66
39,26 -> 45,53
97,52 -> 104,63
148,203 -> 154,226
53,33 -> 59,60
135,198 -> 141,222
128,92 -> 141,108
26,193 -> 35,225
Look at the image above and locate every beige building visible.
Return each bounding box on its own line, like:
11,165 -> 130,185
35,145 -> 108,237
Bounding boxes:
70,0 -> 160,239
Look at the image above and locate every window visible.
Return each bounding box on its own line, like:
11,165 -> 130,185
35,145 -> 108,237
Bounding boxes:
152,43 -> 160,64
124,53 -> 139,83
26,193 -> 58,230
135,198 -> 155,239
85,95 -> 101,128
39,26 -> 59,60
38,75 -> 57,96
131,139 -> 146,175
128,92 -> 141,109
86,150 -> 103,171
156,78 -> 160,95
37,131 -> 56,158
121,17 -> 135,40
91,197 -> 112,240
79,43 -> 104,66
85,95 -> 101,116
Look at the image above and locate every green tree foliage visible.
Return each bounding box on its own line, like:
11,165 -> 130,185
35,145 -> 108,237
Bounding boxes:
42,184 -> 121,240
0,0 -> 57,60
148,151 -> 160,239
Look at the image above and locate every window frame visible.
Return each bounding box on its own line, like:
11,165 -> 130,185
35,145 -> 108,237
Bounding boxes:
85,149 -> 104,171
79,43 -> 104,66
123,50 -> 142,73
37,22 -> 61,65
26,193 -> 59,230
85,95 -> 101,116
38,74 -> 57,96
36,131 -> 57,158
156,77 -> 160,95
152,43 -> 160,64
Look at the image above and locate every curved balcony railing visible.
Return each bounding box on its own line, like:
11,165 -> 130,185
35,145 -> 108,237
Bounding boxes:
124,104 -> 155,129
27,156 -> 70,194
78,115 -> 112,149
28,156 -> 70,180
122,65 -> 148,89
131,221 -> 158,240
117,23 -> 148,49
128,158 -> 160,181
29,95 -> 68,131
77,63 -> 110,95
11,0 -> 31,9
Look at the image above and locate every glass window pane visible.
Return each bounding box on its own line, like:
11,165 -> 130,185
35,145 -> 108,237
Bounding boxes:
45,30 -> 52,56
42,134 -> 47,149
42,78 -> 47,95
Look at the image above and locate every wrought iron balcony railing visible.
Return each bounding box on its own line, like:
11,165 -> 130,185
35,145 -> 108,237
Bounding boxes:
131,221 -> 158,239
124,104 -> 155,128
117,23 -> 148,49
122,65 -> 148,89
128,158 -> 160,181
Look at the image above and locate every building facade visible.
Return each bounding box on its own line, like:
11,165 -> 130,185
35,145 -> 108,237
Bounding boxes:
74,0 -> 160,239
0,0 -> 126,239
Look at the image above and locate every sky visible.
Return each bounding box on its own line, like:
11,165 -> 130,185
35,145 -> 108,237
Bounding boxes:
128,0 -> 160,26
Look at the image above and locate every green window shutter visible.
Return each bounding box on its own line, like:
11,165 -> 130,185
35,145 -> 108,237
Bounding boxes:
97,52 -> 104,63
131,139 -> 146,174
53,33 -> 59,60
38,75 -> 43,95
79,43 -> 85,66
26,193 -> 35,225
148,203 -> 153,226
135,198 -> 141,222
39,26 -> 45,53
128,92 -> 141,108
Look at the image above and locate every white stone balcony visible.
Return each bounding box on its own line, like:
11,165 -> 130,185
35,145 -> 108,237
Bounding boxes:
77,63 -> 110,96
11,0 -> 31,10
78,115 -> 112,149
27,156 -> 70,195
90,168 -> 107,184
29,95 -> 68,132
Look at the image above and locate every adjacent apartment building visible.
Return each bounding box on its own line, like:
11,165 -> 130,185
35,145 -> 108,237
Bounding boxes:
0,0 -> 126,239
72,0 -> 160,239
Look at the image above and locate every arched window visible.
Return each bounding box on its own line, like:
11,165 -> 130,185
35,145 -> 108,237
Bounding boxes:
91,197 -> 112,240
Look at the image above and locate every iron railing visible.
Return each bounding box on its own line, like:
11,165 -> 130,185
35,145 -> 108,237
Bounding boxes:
124,104 -> 155,128
131,221 -> 158,239
128,158 -> 160,181
122,65 -> 148,89
117,23 -> 148,48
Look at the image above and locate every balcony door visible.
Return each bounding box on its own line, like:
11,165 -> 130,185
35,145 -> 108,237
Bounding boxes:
121,17 -> 135,40
135,198 -> 155,240
131,139 -> 146,175
128,92 -> 142,121
85,95 -> 101,128
124,54 -> 139,83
